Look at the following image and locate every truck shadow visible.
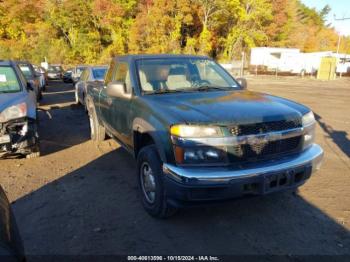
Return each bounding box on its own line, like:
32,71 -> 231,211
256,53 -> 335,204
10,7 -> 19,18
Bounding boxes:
12,147 -> 350,256
315,113 -> 350,158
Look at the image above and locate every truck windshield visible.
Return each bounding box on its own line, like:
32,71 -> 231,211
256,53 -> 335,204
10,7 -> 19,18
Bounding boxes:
0,67 -> 21,93
136,58 -> 240,94
92,68 -> 107,81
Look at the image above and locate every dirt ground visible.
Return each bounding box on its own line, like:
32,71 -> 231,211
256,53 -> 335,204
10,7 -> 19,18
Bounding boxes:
0,77 -> 349,257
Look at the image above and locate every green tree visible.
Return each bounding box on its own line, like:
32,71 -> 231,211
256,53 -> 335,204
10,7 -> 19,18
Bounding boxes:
0,0 -> 347,64
129,0 -> 193,54
223,0 -> 272,60
92,0 -> 137,62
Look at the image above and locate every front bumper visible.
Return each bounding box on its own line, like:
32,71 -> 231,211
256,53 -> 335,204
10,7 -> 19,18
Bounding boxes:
0,119 -> 38,157
163,144 -> 323,205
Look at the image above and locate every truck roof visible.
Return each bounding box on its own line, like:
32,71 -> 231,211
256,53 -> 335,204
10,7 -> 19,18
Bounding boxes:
0,60 -> 16,66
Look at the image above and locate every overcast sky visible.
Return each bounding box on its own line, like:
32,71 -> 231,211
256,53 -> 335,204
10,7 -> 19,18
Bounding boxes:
301,0 -> 350,35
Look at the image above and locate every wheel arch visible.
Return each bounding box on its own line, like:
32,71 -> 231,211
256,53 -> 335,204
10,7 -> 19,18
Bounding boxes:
133,118 -> 168,163
85,94 -> 103,124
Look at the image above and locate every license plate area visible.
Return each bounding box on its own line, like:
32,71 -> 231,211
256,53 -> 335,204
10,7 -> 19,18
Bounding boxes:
0,135 -> 11,145
263,166 -> 311,193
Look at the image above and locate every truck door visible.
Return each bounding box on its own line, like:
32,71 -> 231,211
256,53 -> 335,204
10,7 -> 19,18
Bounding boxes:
99,61 -> 116,130
109,62 -> 133,148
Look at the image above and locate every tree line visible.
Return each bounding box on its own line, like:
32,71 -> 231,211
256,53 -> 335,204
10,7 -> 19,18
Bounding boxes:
0,0 -> 349,65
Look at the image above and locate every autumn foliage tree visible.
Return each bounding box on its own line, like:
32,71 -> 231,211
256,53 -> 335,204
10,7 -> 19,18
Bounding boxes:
0,0 -> 348,64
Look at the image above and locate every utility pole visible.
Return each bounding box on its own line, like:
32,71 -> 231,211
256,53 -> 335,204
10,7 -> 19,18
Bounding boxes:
334,16 -> 350,54
333,16 -> 350,78
336,35 -> 341,54
240,51 -> 245,77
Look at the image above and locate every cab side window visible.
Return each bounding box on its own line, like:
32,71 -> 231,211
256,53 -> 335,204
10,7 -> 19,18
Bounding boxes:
80,70 -> 85,81
105,61 -> 116,85
114,62 -> 132,94
81,69 -> 89,81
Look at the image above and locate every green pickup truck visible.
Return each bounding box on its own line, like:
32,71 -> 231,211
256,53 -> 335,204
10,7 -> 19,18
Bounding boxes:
86,55 -> 323,218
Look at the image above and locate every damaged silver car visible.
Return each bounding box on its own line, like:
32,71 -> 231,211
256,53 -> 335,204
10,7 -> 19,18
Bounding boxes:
0,60 -> 40,158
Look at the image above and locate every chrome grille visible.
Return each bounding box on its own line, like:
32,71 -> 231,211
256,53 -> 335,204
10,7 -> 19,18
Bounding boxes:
228,136 -> 303,163
227,118 -> 303,163
229,119 -> 302,136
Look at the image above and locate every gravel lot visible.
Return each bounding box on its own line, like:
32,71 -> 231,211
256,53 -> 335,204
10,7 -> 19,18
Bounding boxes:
0,77 -> 349,258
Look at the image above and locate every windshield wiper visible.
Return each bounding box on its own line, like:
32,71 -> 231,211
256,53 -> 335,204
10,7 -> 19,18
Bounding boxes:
196,85 -> 228,91
0,90 -> 17,93
145,89 -> 192,94
144,86 -> 229,95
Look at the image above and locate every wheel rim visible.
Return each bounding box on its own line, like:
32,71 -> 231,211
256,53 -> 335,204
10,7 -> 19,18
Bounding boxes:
89,112 -> 95,138
140,162 -> 156,204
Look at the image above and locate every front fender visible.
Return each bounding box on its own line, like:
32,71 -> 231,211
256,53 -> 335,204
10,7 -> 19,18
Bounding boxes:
86,90 -> 103,124
133,118 -> 173,163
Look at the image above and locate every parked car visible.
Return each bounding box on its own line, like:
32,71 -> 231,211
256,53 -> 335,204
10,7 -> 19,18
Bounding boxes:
75,66 -> 108,109
72,65 -> 88,84
0,184 -> 25,261
86,55 -> 324,218
15,61 -> 42,100
47,64 -> 63,80
0,60 -> 40,158
63,68 -> 73,83
33,65 -> 47,91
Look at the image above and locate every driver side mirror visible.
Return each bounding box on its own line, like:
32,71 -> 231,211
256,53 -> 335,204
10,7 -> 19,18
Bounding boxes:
26,81 -> 34,91
236,78 -> 248,90
106,81 -> 131,98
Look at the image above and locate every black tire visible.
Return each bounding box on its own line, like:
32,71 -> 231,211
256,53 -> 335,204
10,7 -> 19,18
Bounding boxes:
26,122 -> 40,159
75,89 -> 80,105
83,94 -> 88,113
38,90 -> 43,101
137,145 -> 177,218
26,144 -> 40,159
88,104 -> 106,142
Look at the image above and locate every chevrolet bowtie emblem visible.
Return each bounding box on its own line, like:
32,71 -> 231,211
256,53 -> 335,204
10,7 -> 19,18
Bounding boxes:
247,135 -> 269,154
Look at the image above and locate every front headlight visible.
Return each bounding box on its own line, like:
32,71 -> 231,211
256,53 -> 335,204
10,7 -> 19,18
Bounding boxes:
302,111 -> 316,150
174,145 -> 227,165
302,111 -> 315,126
0,103 -> 27,122
170,124 -> 227,165
170,124 -> 222,137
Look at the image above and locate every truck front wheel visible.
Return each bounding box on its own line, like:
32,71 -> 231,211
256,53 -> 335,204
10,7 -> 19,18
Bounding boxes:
137,145 -> 177,218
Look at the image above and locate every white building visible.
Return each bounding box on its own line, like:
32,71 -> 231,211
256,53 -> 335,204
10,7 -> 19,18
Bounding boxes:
250,47 -> 350,75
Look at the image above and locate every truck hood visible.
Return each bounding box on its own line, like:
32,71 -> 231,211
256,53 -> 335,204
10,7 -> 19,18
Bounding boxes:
0,92 -> 36,119
145,90 -> 310,125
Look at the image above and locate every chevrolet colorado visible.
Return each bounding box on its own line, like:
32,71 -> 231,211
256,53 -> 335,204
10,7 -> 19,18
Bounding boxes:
86,55 -> 324,218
